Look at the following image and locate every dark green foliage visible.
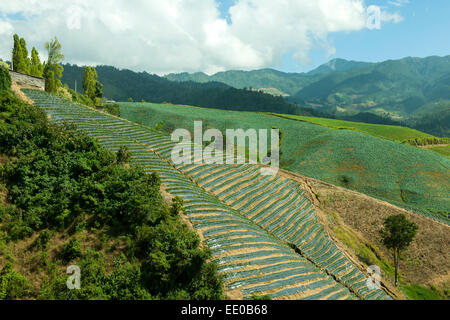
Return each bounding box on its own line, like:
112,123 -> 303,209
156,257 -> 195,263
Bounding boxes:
0,263 -> 30,300
116,145 -> 131,164
12,34 -> 21,72
170,196 -> 184,216
271,126 -> 284,160
44,70 -> 57,93
338,175 -> 351,186
34,230 -> 52,249
408,102 -> 450,137
136,221 -> 223,299
403,137 -> 449,146
0,89 -> 223,300
60,238 -> 82,262
381,214 -> 419,253
104,103 -> 121,117
380,214 -> 418,286
40,251 -> 151,300
0,65 -> 11,92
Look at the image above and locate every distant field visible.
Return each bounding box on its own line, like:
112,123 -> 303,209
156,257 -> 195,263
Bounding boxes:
118,102 -> 450,219
425,145 -> 450,157
269,113 -> 435,142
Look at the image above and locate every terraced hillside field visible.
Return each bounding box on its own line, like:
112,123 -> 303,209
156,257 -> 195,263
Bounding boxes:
24,89 -> 391,300
118,102 -> 450,223
269,113 -> 437,142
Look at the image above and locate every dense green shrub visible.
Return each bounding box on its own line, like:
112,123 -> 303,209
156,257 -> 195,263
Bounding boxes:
60,238 -> 82,262
136,220 -> 223,299
105,103 -> 121,117
40,251 -> 151,300
0,263 -> 30,300
0,66 -> 11,92
116,145 -> 131,164
170,197 -> 184,216
34,230 -> 52,249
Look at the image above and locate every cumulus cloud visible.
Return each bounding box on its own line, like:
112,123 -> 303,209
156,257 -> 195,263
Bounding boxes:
0,0 -> 404,74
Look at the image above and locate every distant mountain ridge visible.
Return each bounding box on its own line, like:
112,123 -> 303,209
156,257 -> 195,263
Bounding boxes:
164,59 -> 373,95
306,58 -> 373,75
166,68 -> 315,96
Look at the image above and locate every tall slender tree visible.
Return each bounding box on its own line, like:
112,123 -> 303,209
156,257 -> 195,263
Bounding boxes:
83,66 -> 94,97
12,34 -> 23,72
30,47 -> 44,77
19,38 -> 30,74
44,37 -> 64,93
83,66 -> 103,105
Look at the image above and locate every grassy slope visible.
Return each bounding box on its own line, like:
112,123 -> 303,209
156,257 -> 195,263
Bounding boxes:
426,145 -> 450,157
118,102 -> 450,219
269,113 -> 435,142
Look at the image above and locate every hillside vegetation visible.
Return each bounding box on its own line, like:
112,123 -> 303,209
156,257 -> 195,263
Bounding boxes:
23,89 -> 394,300
0,90 -> 223,299
118,102 -> 450,222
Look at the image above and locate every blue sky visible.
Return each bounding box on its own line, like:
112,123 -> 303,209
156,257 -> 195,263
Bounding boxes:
0,0 -> 448,74
218,0 -> 450,73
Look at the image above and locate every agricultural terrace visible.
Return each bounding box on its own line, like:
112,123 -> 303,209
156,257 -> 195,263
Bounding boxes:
24,89 -> 392,300
118,102 -> 450,223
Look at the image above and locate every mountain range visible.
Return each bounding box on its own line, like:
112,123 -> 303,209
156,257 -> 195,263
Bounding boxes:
164,58 -> 372,96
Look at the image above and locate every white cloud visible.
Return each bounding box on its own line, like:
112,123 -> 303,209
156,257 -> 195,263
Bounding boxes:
381,10 -> 404,24
388,0 -> 409,7
0,0 -> 404,74
0,19 -> 13,36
